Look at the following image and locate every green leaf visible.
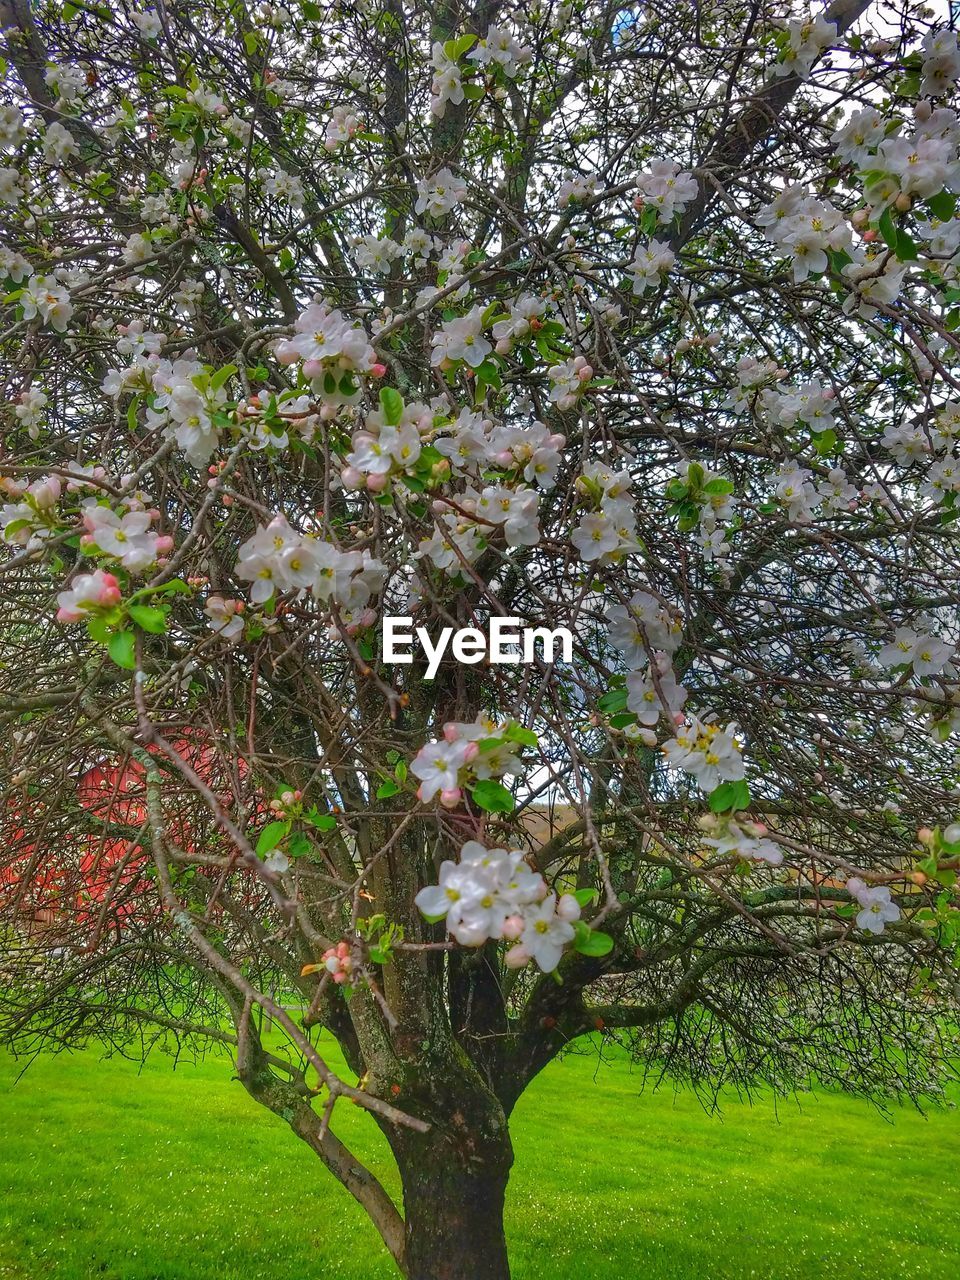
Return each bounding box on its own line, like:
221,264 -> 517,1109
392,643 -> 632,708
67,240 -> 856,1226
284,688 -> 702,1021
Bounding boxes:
256,820 -> 289,855
87,615 -> 111,645
108,630 -> 136,670
302,0 -> 322,17
444,34 -> 476,60
462,83 -> 485,101
288,831 -> 311,859
895,228 -> 918,262
305,807 -> 337,831
598,688 -> 628,713
470,780 -> 515,814
573,887 -> 600,908
376,779 -> 401,799
379,387 -> 404,425
503,724 -> 538,747
574,928 -> 614,957
876,206 -> 898,252
126,394 -> 142,432
128,604 -> 167,634
210,363 -> 237,392
243,30 -> 259,56
708,779 -> 751,813
927,191 -> 957,222
703,477 -> 734,496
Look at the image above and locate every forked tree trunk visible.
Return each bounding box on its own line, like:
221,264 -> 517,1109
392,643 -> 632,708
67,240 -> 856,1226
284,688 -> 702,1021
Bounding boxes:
395,1128 -> 514,1280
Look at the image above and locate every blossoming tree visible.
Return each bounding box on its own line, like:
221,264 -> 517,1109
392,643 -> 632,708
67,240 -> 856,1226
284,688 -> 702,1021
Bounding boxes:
3,0 -> 960,1275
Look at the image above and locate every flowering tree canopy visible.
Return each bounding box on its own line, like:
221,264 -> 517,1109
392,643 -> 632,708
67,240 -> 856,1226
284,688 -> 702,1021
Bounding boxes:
3,1 -> 960,1276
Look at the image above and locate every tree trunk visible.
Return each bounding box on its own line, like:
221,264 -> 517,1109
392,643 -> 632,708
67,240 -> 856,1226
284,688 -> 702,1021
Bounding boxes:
396,1130 -> 514,1280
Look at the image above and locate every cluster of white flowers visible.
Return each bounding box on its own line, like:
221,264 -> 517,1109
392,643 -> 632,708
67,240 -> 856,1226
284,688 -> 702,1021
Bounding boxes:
547,355 -> 594,411
101,345 -> 230,467
467,25 -> 531,78
634,158 -> 698,224
702,818 -> 783,866
260,167 -> 305,209
490,292 -> 548,352
607,589 -> 683,668
772,15 -> 836,81
882,403 -> 960,502
816,467 -> 859,517
352,233 -> 404,275
235,513 -> 386,612
0,104 -> 28,149
678,461 -> 737,571
774,462 -> 821,524
757,186 -> 852,283
840,255 -> 907,321
921,28 -> 960,99
416,840 -> 581,973
12,386 -> 47,439
55,569 -> 122,623
434,411 -> 564,489
607,589 -> 687,745
130,8 -> 162,40
204,595 -> 245,644
80,501 -> 173,573
19,274 -> 74,331
410,716 -> 522,806
878,625 -> 955,678
430,306 -> 492,368
430,42 -> 465,118
831,107 -> 887,167
662,716 -> 745,793
725,355 -> 786,415
415,167 -> 468,219
42,121 -> 77,166
275,301 -> 379,405
630,238 -> 675,293
862,111 -> 960,212
324,105 -> 361,151
845,877 -> 901,936
0,474 -> 64,547
557,172 -> 601,208
625,651 -> 687,729
763,376 -> 837,434
342,398 -> 432,492
571,461 -> 638,563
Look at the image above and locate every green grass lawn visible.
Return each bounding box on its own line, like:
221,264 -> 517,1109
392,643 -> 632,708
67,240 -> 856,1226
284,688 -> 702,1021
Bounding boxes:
1,1035 -> 957,1280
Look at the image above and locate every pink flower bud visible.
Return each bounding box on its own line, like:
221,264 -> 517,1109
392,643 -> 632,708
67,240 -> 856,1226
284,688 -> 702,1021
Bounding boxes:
370,362 -> 387,378
302,359 -> 325,379
366,472 -> 389,493
463,742 -> 479,764
341,467 -> 363,490
439,787 -> 462,809
577,364 -> 593,382
495,339 -> 512,356
98,573 -> 122,607
154,535 -> 174,555
504,945 -> 530,969
501,914 -> 524,941
556,893 -> 581,923
275,343 -> 298,366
